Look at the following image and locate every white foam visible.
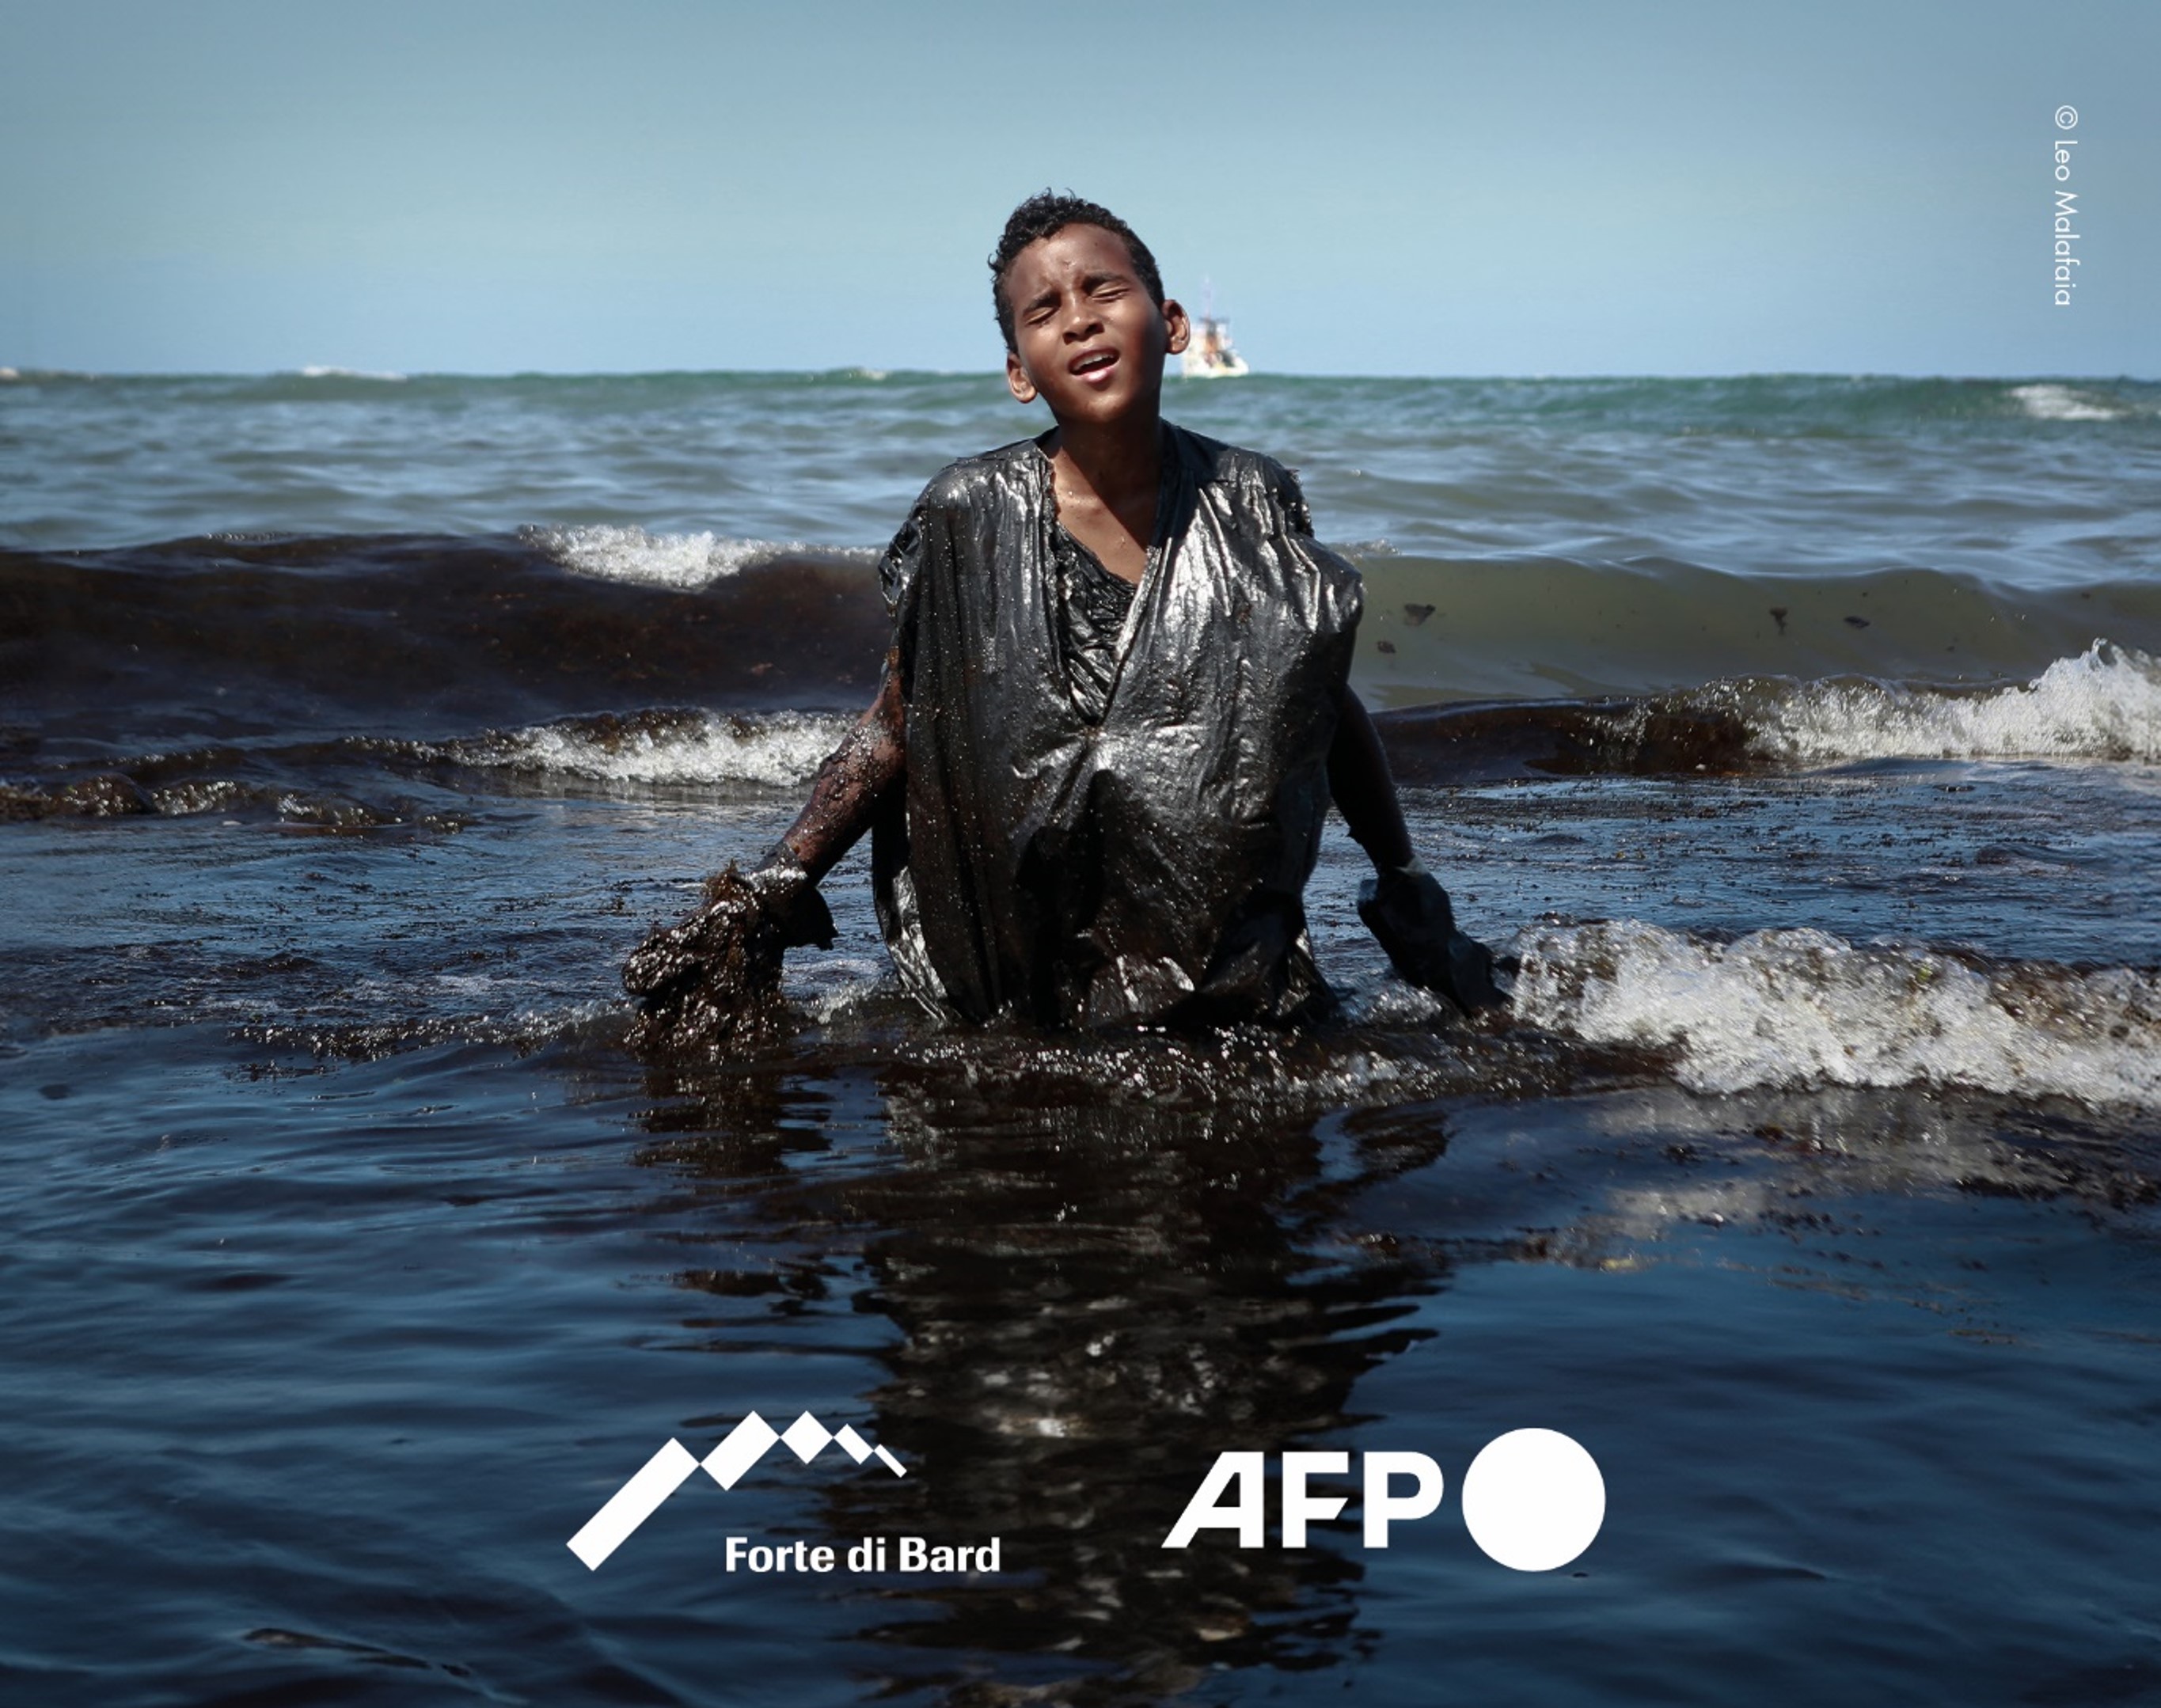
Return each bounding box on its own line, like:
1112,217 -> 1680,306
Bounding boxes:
450,712 -> 851,787
2010,381 -> 2127,422
1750,641 -> 2161,764
297,364 -> 408,382
1512,919 -> 2161,1107
532,523 -> 807,590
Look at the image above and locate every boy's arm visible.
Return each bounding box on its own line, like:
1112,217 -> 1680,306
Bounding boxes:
621,659 -> 904,1029
1327,684 -> 1415,872
623,490 -> 925,1048
1328,684 -> 1506,1015
769,651 -> 906,882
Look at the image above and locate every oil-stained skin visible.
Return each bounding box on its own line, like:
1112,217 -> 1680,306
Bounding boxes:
622,865 -> 800,1053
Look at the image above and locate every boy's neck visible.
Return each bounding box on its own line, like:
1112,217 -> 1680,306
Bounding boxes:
1046,410 -> 1164,511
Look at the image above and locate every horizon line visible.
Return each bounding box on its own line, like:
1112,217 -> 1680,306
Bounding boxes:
4,364 -> 2156,385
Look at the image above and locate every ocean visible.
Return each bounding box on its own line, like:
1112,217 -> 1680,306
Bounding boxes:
3,366 -> 2159,1706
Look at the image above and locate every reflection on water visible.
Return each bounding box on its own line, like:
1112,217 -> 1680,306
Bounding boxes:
636,1027 -> 1458,1700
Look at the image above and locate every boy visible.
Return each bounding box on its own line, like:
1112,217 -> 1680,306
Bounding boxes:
625,193 -> 1500,1041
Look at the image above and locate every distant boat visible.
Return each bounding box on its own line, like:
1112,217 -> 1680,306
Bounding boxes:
1181,283 -> 1249,378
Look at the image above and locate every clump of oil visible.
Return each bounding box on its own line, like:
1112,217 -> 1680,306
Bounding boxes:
623,863 -> 792,1054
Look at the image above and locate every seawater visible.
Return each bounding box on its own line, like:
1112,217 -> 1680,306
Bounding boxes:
2,368 -> 2159,1706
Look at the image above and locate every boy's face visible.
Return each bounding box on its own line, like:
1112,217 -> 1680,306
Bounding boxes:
1003,224 -> 1188,427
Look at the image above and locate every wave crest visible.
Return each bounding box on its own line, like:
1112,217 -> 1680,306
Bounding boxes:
1749,641 -> 2161,763
529,523 -> 819,589
436,709 -> 852,786
2009,381 -> 2133,423
1513,919 -> 2161,1107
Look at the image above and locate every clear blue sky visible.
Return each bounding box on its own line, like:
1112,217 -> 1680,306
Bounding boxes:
2,0 -> 2153,377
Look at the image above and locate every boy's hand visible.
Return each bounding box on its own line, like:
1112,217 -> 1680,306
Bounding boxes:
622,857 -> 835,1050
742,855 -> 840,951
1356,864 -> 1508,1017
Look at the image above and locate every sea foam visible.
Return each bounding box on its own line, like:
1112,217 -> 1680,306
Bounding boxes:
442,710 -> 852,787
531,523 -> 816,590
1513,919 -> 2161,1107
1749,641 -> 2161,764
296,365 -> 408,382
2009,381 -> 2132,422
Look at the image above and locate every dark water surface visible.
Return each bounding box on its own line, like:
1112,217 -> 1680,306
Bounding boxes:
4,370 -> 2159,1704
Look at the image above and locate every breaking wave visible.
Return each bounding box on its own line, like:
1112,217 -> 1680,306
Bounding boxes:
2009,381 -> 2136,423
296,365 -> 408,383
529,523 -> 845,590
1381,643 -> 2161,784
0,709 -> 854,825
1747,641 -> 2161,763
1513,919 -> 2161,1107
434,708 -> 852,786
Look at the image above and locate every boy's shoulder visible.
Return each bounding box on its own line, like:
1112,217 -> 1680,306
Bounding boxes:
1166,426 -> 1316,536
1166,424 -> 1302,503
912,438 -> 1041,513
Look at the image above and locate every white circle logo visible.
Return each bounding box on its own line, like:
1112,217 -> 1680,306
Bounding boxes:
1460,1429 -> 1605,1571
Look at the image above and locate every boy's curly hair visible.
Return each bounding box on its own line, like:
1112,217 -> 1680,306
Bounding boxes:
989,192 -> 1165,354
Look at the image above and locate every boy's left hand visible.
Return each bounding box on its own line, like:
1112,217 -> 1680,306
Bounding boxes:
1357,865 -> 1509,1017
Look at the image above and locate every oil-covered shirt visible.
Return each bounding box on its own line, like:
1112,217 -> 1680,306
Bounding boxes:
872,423 -> 1362,1028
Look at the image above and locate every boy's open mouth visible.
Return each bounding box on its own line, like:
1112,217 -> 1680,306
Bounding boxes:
1068,348 -> 1118,378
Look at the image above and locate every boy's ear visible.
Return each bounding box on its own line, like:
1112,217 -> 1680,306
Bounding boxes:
1163,298 -> 1191,356
1005,348 -> 1038,405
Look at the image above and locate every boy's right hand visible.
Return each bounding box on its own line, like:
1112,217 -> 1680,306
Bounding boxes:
624,860 -> 835,996
621,858 -> 835,1049
739,856 -> 840,952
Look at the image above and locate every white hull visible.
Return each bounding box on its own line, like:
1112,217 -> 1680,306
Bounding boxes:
1181,313 -> 1249,378
1181,350 -> 1251,379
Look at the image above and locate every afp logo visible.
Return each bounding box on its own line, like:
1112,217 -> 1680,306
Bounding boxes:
1162,1429 -> 1604,1572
